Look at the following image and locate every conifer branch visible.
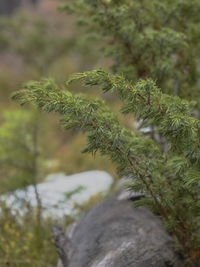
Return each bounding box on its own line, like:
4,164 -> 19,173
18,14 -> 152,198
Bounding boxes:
68,69 -> 200,165
12,73 -> 200,264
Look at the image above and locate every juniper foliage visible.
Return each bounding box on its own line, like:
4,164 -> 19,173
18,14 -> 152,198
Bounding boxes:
13,0 -> 200,265
60,0 -> 200,106
12,75 -> 200,264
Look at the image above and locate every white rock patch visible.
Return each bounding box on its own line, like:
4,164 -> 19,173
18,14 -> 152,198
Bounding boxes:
2,170 -> 113,218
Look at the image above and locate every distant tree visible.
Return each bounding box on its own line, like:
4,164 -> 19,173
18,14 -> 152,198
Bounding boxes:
0,110 -> 43,223
60,0 -> 200,109
0,7 -> 100,82
0,11 -> 69,75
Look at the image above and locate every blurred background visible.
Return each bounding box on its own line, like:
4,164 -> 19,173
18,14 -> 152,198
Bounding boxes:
0,1 -> 124,266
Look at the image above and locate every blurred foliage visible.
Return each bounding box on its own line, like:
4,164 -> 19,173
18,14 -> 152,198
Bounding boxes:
60,0 -> 200,108
0,189 -> 104,266
0,3 -> 116,266
0,67 -> 25,104
0,110 -> 45,194
0,187 -> 105,266
0,4 -> 118,176
64,185 -> 86,201
0,199 -> 65,267
54,133 -> 117,178
73,191 -> 104,214
0,8 -> 100,77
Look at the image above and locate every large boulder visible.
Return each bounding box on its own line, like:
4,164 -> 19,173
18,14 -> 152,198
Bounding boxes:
54,196 -> 183,267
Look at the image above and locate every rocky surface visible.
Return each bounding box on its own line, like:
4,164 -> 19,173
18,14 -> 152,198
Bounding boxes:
3,171 -> 113,218
55,196 -> 183,267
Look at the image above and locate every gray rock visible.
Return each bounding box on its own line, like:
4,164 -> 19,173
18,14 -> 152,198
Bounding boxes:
57,197 -> 183,267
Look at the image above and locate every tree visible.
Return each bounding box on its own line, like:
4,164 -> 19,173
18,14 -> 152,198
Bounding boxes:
0,11 -> 69,75
13,0 -> 200,265
0,110 -> 43,223
0,9 -> 99,78
60,0 -> 200,108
